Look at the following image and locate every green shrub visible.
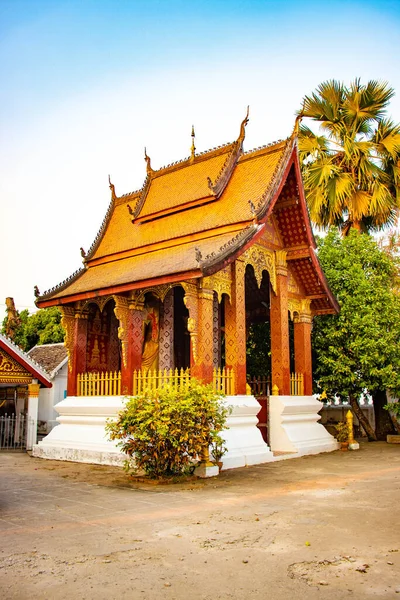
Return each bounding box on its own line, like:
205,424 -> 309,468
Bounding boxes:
384,402 -> 400,418
334,421 -> 349,443
106,380 -> 230,478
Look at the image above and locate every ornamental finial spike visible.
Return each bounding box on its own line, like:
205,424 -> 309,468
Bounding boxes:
238,106 -> 250,145
191,125 -> 196,160
144,147 -> 154,175
108,174 -> 116,199
293,100 -> 305,137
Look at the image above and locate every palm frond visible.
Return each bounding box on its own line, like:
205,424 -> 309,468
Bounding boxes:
373,118 -> 400,160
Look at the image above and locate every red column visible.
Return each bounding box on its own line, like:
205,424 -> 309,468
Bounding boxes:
294,303 -> 313,396
270,251 -> 290,395
124,305 -> 145,394
224,259 -> 247,395
192,287 -> 214,384
67,310 -> 88,397
114,295 -> 145,396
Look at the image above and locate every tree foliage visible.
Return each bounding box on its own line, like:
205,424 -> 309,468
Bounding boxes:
246,322 -> 271,379
1,307 -> 65,351
312,230 -> 400,437
106,381 -> 229,478
298,79 -> 400,233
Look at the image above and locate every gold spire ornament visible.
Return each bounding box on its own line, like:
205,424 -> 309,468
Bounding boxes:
191,125 -> 196,160
237,106 -> 250,146
108,174 -> 116,200
144,147 -> 154,175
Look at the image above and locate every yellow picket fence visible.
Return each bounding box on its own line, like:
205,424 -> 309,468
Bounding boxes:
212,367 -> 235,395
132,368 -> 191,395
77,371 -> 121,396
290,372 -> 304,396
76,366 -> 235,397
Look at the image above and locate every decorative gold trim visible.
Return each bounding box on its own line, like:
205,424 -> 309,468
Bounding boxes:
202,267 -> 232,302
289,298 -> 312,323
28,383 -> 40,398
182,281 -> 199,363
79,296 -> 114,314
136,283 -> 174,304
275,249 -> 288,276
113,296 -> 130,369
59,306 -> 75,373
288,298 -> 301,321
242,244 -> 277,293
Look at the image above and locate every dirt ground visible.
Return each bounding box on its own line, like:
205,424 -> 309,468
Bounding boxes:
1,442 -> 400,600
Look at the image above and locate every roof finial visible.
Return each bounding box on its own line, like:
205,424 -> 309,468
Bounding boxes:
108,174 -> 116,200
191,125 -> 196,160
293,101 -> 305,137
144,147 -> 154,175
238,106 -> 250,146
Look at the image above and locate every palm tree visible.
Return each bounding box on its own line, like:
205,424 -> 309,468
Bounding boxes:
297,79 -> 400,234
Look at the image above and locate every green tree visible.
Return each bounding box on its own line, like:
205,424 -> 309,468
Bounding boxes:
1,306 -> 65,351
312,229 -> 400,440
298,79 -> 400,233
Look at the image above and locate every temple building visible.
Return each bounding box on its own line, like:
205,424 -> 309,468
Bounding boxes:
34,111 -> 339,469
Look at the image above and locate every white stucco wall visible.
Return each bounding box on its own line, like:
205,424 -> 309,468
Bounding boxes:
38,363 -> 68,432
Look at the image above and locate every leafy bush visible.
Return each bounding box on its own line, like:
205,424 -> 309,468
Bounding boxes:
106,380 -> 230,478
334,421 -> 349,443
384,402 -> 400,418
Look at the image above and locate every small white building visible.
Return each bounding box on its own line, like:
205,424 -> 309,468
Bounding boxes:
27,343 -> 67,434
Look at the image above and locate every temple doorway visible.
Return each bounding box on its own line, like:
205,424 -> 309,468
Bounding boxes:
245,264 -> 271,443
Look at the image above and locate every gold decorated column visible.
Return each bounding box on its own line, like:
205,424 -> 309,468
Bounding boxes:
114,293 -> 145,396
192,286 -> 214,384
183,282 -> 199,371
224,258 -> 246,395
294,300 -> 313,396
270,250 -> 290,395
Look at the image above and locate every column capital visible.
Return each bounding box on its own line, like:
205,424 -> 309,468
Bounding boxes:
127,290 -> 145,311
198,287 -> 214,301
28,382 -> 40,397
275,250 -> 288,276
294,299 -> 313,324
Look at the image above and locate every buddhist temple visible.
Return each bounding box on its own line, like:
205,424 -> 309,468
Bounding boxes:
34,111 -> 339,469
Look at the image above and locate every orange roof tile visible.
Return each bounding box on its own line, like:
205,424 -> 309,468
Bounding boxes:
49,230 -> 246,299
37,131 -> 337,315
89,141 -> 287,262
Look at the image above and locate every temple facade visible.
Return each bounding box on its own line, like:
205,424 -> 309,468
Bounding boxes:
34,112 -> 339,468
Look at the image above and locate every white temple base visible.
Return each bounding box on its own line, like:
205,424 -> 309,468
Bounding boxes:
32,396 -> 126,466
221,395 -> 274,469
269,395 -> 339,455
33,394 -> 338,469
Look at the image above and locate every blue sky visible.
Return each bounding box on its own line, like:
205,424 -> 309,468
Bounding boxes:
1,0 -> 400,311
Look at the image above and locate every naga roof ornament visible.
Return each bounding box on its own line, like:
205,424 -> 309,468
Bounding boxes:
207,106 -> 249,198
144,147 -> 154,175
108,174 -> 117,200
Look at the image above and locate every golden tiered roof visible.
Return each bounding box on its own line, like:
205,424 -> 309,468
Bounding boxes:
36,113 -> 338,315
